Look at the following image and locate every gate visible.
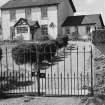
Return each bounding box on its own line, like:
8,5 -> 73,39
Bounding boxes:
0,44 -> 94,97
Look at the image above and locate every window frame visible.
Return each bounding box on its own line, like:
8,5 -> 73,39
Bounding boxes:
25,8 -> 31,20
16,26 -> 28,34
86,25 -> 91,34
41,6 -> 48,19
10,9 -> 16,21
65,27 -> 70,34
75,26 -> 78,34
41,25 -> 48,35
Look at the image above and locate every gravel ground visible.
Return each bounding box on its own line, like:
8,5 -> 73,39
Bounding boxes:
0,96 -> 81,105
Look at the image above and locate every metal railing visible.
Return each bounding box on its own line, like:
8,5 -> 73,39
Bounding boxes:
0,43 -> 93,97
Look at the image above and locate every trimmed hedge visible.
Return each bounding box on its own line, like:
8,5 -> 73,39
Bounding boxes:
12,35 -> 68,65
92,29 -> 105,43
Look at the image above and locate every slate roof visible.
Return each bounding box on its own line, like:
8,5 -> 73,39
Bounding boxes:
1,0 -> 76,12
62,14 -> 104,28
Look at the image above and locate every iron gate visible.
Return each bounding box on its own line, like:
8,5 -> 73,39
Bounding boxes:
0,44 -> 94,97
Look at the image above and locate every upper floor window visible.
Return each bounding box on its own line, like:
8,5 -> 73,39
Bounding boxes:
41,25 -> 48,35
25,8 -> 31,20
41,7 -> 48,19
10,10 -> 16,21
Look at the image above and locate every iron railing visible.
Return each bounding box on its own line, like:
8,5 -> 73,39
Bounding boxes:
0,43 -> 93,97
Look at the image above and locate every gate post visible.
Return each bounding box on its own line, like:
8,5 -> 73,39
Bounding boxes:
36,45 -> 40,96
90,46 -> 94,96
37,67 -> 40,96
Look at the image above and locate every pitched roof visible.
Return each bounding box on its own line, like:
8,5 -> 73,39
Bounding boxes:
1,0 -> 76,12
14,18 -> 40,27
62,14 -> 104,28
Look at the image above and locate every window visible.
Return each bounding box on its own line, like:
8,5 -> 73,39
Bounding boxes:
25,8 -> 31,20
41,7 -> 48,19
10,10 -> 16,21
86,25 -> 90,34
41,25 -> 48,35
10,27 -> 15,39
65,27 -> 70,34
17,27 -> 28,34
75,26 -> 78,34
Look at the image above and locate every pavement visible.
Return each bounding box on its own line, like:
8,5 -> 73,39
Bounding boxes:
0,96 -> 81,105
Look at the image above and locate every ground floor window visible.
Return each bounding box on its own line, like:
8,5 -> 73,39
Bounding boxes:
75,26 -> 78,34
17,26 -> 28,34
86,25 -> 90,34
41,25 -> 48,35
65,27 -> 70,34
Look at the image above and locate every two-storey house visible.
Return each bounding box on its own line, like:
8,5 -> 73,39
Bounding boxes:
1,0 -> 76,40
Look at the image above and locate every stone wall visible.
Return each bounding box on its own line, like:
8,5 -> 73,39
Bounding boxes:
93,29 -> 105,87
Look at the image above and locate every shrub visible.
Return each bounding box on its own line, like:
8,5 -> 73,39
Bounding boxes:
12,41 -> 58,65
12,35 -> 69,65
56,35 -> 69,49
92,29 -> 105,43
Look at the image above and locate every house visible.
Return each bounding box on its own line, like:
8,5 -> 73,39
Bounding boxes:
62,14 -> 104,41
1,0 -> 76,40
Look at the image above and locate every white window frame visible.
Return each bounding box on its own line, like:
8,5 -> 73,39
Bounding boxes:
10,9 -> 16,21
25,8 -> 31,20
86,25 -> 91,34
65,27 -> 70,34
41,7 -> 48,19
41,25 -> 48,35
16,26 -> 28,34
75,26 -> 78,34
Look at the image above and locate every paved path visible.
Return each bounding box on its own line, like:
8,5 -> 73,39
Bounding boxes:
0,97 -> 81,105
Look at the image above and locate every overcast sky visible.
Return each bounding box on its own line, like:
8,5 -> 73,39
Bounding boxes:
0,0 -> 105,24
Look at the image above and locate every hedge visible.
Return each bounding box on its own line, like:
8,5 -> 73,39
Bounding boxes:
92,29 -> 105,43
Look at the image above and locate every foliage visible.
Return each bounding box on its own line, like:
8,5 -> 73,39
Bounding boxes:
92,29 -> 105,43
56,35 -> 69,48
12,41 -> 57,65
12,35 -> 69,65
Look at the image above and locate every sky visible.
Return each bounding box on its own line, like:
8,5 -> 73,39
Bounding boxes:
73,0 -> 105,24
0,0 -> 105,24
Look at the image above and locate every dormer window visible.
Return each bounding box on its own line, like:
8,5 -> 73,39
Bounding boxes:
10,9 -> 16,21
41,7 -> 48,19
25,8 -> 31,20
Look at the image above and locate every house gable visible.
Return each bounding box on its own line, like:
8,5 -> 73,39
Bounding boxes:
14,18 -> 40,28
14,18 -> 28,27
